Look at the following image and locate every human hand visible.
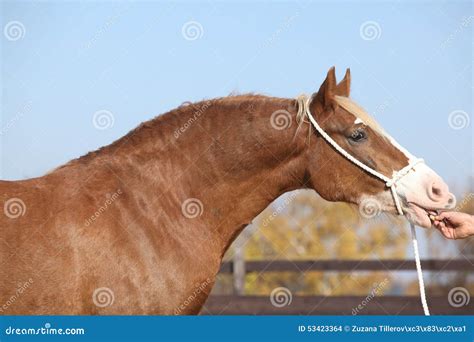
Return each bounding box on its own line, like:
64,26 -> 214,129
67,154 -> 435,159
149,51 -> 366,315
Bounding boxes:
433,211 -> 474,239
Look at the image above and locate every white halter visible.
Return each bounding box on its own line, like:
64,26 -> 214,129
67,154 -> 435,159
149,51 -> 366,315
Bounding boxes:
297,95 -> 430,315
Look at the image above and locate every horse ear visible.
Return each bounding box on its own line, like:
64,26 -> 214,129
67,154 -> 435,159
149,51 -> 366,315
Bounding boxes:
336,68 -> 351,97
314,66 -> 337,108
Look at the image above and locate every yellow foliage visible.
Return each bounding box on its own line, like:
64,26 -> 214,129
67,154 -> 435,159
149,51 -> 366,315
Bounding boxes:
225,190 -> 410,295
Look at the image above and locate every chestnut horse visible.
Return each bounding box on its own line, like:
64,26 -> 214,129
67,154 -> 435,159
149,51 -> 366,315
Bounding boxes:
0,67 -> 455,314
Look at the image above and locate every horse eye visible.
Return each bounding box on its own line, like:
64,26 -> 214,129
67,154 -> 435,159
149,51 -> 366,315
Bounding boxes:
349,129 -> 367,142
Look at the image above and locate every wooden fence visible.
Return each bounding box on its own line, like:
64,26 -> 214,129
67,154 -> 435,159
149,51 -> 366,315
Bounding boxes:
202,258 -> 474,315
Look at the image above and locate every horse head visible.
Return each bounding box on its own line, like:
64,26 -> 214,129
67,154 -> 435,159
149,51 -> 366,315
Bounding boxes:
305,67 -> 456,228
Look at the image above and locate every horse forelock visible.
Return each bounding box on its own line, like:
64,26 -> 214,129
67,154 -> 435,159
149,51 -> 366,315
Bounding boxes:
334,96 -> 385,136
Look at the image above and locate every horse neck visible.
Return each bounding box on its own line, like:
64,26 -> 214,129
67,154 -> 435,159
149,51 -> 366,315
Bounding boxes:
166,96 -> 310,254
63,95 -> 310,257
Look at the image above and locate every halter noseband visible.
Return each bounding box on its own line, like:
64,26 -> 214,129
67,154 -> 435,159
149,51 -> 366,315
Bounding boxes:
296,95 -> 424,216
297,94 -> 430,316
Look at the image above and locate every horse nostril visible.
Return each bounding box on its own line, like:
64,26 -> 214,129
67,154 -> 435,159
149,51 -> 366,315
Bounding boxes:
429,182 -> 443,199
446,194 -> 456,208
432,185 -> 441,197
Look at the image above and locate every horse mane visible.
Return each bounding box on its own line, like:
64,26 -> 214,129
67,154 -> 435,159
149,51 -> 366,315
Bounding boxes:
52,93 -> 291,172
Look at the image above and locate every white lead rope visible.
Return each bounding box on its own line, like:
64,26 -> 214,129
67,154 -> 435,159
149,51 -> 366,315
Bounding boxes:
411,223 -> 430,315
297,95 -> 430,315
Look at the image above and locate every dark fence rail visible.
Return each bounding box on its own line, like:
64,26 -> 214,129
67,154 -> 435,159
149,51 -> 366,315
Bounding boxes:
218,259 -> 474,273
203,259 -> 474,315
203,295 -> 473,315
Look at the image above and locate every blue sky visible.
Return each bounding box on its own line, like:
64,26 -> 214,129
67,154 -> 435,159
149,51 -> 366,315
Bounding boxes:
1,0 -> 472,195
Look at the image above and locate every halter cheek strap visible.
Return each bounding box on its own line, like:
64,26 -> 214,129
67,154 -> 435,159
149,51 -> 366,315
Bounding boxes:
297,95 -> 424,215
297,95 -> 430,315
